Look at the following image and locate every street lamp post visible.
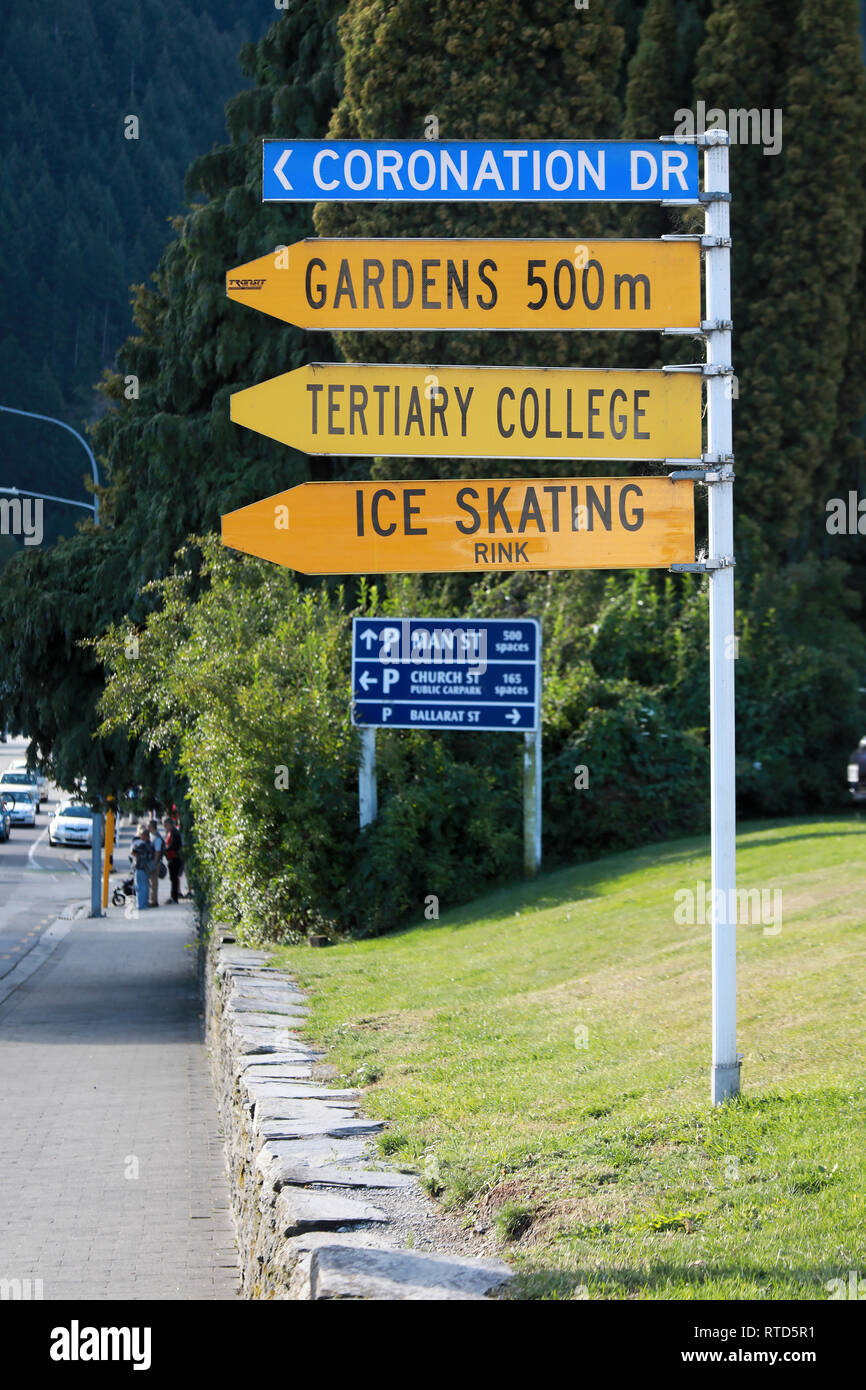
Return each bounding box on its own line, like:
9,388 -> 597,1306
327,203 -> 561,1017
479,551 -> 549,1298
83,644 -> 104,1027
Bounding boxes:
0,404 -> 100,524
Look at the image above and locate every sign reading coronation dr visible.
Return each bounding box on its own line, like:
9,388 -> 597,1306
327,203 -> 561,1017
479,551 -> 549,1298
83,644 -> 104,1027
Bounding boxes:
351,617 -> 541,732
220,477 -> 695,574
262,140 -> 700,203
230,364 -> 701,461
226,238 -> 701,333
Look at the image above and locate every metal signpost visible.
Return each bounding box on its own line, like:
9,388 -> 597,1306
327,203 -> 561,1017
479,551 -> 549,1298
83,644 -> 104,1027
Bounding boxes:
351,617 -> 542,874
703,133 -> 738,1103
223,132 -> 738,1104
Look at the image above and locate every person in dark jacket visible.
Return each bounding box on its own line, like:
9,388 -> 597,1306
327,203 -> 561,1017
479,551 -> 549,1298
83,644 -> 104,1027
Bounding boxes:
147,819 -> 165,907
130,825 -> 155,910
163,816 -> 184,903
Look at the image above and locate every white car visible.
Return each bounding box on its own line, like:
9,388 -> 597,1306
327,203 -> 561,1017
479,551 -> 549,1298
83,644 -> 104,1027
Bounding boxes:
8,760 -> 48,803
48,802 -> 103,848
4,789 -> 37,827
0,770 -> 41,811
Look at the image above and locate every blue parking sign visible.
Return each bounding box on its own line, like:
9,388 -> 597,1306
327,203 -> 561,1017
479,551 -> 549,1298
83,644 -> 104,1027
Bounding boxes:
351,617 -> 541,732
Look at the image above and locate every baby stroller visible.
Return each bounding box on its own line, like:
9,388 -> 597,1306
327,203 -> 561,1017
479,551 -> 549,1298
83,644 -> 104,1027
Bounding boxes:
112,875 -> 135,907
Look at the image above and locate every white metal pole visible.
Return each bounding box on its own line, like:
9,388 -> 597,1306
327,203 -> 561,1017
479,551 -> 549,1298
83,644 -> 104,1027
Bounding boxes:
359,726 -> 377,828
534,725 -> 542,871
523,728 -> 541,877
704,131 -> 739,1104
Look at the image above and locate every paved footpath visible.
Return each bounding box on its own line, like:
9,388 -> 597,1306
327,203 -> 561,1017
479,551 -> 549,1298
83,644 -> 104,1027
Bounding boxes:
0,899 -> 239,1300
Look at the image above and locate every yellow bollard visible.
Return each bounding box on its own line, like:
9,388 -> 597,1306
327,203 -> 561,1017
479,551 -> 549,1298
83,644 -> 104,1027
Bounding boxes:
102,800 -> 115,909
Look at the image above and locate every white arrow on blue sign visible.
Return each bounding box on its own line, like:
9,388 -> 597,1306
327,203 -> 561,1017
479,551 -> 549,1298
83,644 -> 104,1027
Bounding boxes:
351,617 -> 541,732
262,140 -> 699,204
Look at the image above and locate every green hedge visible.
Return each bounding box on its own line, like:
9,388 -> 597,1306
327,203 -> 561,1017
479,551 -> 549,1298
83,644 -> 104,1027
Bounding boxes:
95,538 -> 865,942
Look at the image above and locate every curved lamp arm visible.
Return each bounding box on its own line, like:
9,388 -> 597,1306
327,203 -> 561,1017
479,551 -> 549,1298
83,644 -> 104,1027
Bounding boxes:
0,403 -> 100,524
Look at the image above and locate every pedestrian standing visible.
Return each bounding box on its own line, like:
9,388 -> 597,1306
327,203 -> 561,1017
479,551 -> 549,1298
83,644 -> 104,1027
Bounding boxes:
163,816 -> 184,903
148,818 -> 165,907
130,826 -> 154,911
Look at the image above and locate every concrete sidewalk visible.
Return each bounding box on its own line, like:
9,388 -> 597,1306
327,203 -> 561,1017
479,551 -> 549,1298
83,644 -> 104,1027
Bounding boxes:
0,900 -> 238,1300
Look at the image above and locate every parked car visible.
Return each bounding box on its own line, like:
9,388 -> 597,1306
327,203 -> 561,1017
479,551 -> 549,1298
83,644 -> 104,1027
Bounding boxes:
48,802 -> 102,848
4,789 -> 37,827
8,759 -> 48,803
847,736 -> 866,803
0,797 -> 12,841
0,771 -> 40,813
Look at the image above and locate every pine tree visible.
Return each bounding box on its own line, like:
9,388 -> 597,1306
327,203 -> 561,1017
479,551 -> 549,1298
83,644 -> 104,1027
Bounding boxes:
93,1 -> 346,589
714,0 -> 866,543
691,0 -> 794,330
314,0 -> 627,466
0,0 -> 274,535
619,0 -> 696,357
623,0 -> 679,143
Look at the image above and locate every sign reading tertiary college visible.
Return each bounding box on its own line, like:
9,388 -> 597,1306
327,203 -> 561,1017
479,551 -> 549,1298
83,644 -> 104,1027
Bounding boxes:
351,617 -> 541,732
226,238 -> 701,333
262,140 -> 700,203
230,364 -> 701,461
221,476 -> 695,574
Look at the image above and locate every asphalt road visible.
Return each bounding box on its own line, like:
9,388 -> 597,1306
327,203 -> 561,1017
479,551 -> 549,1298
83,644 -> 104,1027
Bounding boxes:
0,738 -> 94,983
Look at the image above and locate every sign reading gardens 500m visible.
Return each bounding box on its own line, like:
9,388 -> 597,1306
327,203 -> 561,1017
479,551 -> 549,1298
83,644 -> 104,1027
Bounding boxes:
230,364 -> 701,461
220,477 -> 695,575
226,239 -> 701,333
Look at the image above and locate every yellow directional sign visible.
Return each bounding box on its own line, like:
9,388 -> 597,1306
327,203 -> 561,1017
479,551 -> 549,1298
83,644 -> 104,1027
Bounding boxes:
230,364 -> 701,462
221,477 -> 694,575
226,238 -> 701,332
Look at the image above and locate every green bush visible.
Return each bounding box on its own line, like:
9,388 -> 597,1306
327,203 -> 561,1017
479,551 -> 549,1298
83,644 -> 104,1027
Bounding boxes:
95,539 -> 866,942
96,539 -> 359,943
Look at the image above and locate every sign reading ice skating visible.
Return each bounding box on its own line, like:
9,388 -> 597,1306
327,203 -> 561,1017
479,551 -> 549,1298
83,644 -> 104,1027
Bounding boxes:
262,140 -> 700,203
221,476 -> 695,575
351,617 -> 540,732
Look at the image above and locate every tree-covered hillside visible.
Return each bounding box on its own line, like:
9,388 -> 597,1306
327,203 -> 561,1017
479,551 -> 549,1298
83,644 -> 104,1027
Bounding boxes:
0,0 -> 272,550
0,2 -> 345,795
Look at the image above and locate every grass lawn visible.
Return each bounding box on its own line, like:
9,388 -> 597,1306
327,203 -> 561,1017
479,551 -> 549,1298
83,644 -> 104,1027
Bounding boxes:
271,816 -> 866,1299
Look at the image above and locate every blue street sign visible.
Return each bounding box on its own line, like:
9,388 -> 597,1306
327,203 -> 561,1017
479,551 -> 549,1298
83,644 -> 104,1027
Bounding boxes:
351,617 -> 541,732
263,140 -> 699,204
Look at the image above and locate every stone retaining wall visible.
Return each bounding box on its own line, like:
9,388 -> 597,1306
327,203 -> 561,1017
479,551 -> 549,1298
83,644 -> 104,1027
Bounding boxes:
205,932 -> 513,1300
